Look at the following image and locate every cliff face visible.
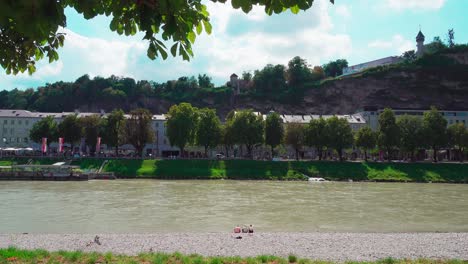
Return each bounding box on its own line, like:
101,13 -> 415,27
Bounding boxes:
220,52 -> 468,115
73,52 -> 468,116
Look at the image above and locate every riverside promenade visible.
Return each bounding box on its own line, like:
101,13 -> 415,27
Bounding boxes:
1,233 -> 467,261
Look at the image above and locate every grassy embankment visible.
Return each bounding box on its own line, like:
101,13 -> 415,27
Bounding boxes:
1,157 -> 467,182
73,159 -> 468,183
0,247 -> 465,264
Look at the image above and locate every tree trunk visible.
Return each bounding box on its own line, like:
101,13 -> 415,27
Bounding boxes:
180,146 -> 184,158
295,148 -> 299,161
225,145 -> 229,158
246,145 -> 253,159
364,149 -> 368,162
271,145 -> 274,159
433,146 -> 437,162
387,147 -> 391,161
204,146 -> 208,158
338,148 -> 343,162
459,147 -> 464,163
317,147 -> 322,160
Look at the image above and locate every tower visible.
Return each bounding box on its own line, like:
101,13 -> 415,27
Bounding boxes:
416,30 -> 425,57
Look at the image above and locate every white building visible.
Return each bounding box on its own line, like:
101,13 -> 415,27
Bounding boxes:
0,109 -> 179,156
342,30 -> 426,76
358,107 -> 468,131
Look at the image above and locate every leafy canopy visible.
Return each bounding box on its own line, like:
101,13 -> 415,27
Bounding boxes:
196,108 -> 222,154
29,116 -> 58,144
0,0 -> 333,75
265,112 -> 284,152
166,102 -> 198,153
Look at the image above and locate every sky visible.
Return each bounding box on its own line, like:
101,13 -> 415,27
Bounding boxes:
1,0 -> 467,89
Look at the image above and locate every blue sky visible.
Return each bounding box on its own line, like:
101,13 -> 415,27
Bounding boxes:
1,0 -> 467,89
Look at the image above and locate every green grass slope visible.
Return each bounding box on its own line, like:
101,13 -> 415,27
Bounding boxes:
72,159 -> 468,183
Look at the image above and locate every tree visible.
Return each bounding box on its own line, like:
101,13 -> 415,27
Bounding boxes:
402,50 -> 417,62
311,66 -> 325,80
355,126 -> 376,162
29,116 -> 58,149
423,107 -> 447,162
125,108 -> 155,157
1,0 -> 333,75
377,108 -> 400,161
242,71 -> 252,82
79,115 -> 103,156
58,114 -> 81,153
326,116 -> 354,161
447,28 -> 455,48
102,109 -> 126,156
198,74 -> 214,88
286,56 -> 312,87
304,117 -> 328,160
322,59 -> 348,77
284,123 -> 304,160
425,36 -> 447,54
166,103 -> 198,157
231,110 -> 264,158
397,115 -> 424,161
265,112 -> 284,158
253,64 -> 287,94
448,123 -> 468,162
196,108 -> 222,157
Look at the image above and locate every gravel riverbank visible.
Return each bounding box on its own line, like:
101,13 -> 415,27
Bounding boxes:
1,233 -> 467,261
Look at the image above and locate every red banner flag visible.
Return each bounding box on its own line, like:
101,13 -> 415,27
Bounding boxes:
96,137 -> 101,153
58,137 -> 64,153
41,138 -> 47,153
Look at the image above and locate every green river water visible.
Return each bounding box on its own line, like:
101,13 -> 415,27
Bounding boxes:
0,180 -> 467,233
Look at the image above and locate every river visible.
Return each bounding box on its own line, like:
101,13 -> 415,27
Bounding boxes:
0,180 -> 467,233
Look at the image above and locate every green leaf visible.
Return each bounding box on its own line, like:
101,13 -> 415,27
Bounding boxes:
232,0 -> 242,9
202,20 -> 212,34
147,43 -> 157,60
187,31 -> 196,44
196,22 -> 203,35
170,43 -> 178,57
110,18 -> 118,31
157,45 -> 168,60
290,5 -> 300,14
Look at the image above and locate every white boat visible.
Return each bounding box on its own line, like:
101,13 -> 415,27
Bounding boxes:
308,177 -> 327,182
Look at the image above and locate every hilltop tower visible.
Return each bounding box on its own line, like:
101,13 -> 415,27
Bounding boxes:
416,30 -> 425,57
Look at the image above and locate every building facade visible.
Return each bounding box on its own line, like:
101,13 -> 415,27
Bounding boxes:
342,30 -> 427,76
358,107 -> 468,131
0,109 -> 178,156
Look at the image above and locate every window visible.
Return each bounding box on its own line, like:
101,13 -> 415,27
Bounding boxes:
456,120 -> 459,123
24,137 -> 28,143
10,137 -> 14,142
25,120 -> 29,125
18,120 -> 22,125
155,123 -> 159,127
163,139 -> 167,144
10,128 -> 14,134
10,120 -> 14,125
3,120 -> 6,124
17,137 -> 20,143
2,128 -> 6,134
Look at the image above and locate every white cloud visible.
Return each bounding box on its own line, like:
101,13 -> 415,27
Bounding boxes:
196,0 -> 351,80
1,0 -> 352,88
368,34 -> 414,54
385,0 -> 446,10
59,28 -> 147,78
335,5 -> 351,19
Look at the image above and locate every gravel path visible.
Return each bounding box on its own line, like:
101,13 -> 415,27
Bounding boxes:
1,233 -> 467,262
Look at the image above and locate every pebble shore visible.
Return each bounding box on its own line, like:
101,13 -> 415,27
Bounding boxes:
1,233 -> 467,262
